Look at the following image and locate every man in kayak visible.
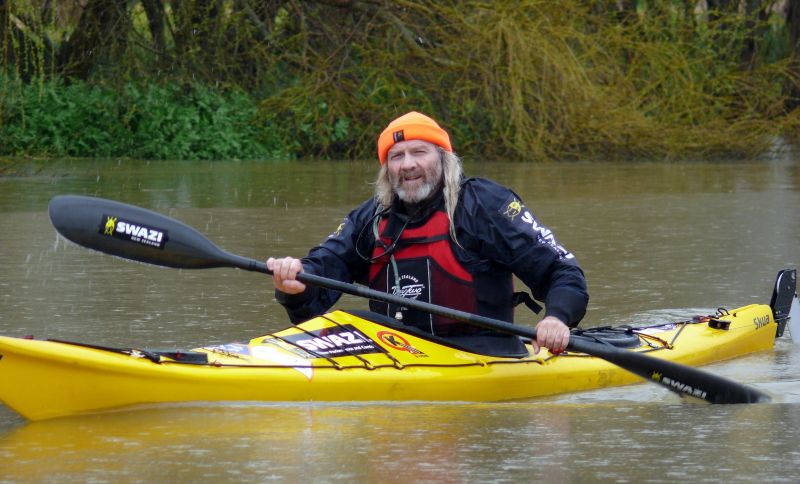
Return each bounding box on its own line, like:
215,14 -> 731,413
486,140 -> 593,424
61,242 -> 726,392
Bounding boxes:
268,112 -> 588,356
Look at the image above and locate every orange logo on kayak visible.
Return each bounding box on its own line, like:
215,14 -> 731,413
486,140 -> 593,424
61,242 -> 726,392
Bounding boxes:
376,331 -> 427,357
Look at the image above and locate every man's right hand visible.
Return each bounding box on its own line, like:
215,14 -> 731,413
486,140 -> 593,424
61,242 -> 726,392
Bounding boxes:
267,257 -> 307,294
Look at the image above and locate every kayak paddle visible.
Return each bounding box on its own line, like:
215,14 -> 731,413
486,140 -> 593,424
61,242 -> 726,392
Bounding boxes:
48,194 -> 771,404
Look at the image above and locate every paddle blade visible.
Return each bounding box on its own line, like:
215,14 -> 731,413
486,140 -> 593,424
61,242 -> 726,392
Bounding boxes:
49,195 -> 236,269
567,337 -> 770,404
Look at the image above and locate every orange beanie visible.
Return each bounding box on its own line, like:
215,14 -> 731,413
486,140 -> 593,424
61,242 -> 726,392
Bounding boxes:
377,111 -> 452,164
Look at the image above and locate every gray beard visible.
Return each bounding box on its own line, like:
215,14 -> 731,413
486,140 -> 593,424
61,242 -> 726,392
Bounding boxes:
395,178 -> 438,204
392,161 -> 443,204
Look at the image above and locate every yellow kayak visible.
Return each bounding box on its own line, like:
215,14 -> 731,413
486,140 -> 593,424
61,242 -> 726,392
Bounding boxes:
2,195 -> 788,420
0,303 -> 779,421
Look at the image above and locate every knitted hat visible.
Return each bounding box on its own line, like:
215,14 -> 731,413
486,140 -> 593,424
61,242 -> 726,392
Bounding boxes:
377,111 -> 452,164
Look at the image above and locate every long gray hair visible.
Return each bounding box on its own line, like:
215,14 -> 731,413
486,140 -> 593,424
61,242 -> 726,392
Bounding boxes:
374,148 -> 464,241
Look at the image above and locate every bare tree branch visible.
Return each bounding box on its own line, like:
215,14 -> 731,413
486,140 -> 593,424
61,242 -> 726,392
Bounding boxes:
316,0 -> 457,68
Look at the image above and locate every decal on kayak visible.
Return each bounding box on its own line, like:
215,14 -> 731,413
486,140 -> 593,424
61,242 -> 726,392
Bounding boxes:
376,331 -> 427,357
100,214 -> 168,249
204,343 -> 251,357
282,325 -> 385,358
635,324 -> 677,336
250,345 -> 313,380
259,338 -> 314,359
753,314 -> 770,329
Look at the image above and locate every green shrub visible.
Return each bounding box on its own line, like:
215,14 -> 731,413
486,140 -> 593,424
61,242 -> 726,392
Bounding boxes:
0,77 -> 288,160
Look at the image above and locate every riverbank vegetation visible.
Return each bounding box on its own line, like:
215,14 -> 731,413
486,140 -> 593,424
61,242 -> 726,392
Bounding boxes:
2,1 -> 800,161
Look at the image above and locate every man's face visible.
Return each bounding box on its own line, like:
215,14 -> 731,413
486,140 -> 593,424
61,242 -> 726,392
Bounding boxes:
386,140 -> 443,204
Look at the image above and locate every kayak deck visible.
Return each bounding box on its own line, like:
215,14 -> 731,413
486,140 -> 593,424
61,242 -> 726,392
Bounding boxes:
0,303 -> 777,421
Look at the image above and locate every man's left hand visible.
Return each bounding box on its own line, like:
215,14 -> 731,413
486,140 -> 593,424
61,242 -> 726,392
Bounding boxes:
533,316 -> 570,355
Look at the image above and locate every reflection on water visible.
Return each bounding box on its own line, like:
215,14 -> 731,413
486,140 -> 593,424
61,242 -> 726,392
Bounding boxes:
1,402 -> 798,482
1,157 -> 799,479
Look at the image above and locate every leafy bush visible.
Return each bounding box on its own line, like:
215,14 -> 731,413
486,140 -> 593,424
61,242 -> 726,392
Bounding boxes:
0,77 -> 287,160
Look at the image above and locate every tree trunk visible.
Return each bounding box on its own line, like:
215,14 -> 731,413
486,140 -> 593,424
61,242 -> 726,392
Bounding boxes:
1,0 -> 8,69
2,0 -> 54,80
56,0 -> 131,80
173,0 -> 224,61
788,0 -> 800,109
141,0 -> 167,55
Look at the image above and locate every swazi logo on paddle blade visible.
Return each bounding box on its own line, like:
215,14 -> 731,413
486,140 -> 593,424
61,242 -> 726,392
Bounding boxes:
650,371 -> 708,400
100,214 -> 168,249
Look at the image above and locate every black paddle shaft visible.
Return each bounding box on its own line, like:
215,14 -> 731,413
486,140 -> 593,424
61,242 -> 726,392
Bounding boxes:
48,195 -> 771,404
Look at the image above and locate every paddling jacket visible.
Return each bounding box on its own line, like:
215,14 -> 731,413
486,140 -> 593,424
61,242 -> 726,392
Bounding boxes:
276,177 -> 588,356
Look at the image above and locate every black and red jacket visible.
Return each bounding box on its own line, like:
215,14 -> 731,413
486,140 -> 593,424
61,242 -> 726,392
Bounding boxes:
276,177 -> 589,354
367,207 -> 481,336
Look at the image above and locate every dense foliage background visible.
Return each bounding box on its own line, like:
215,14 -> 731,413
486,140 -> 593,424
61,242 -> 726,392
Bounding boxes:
2,0 -> 800,161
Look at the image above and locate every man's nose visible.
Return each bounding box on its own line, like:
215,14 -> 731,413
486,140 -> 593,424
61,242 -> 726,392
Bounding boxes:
400,152 -> 417,169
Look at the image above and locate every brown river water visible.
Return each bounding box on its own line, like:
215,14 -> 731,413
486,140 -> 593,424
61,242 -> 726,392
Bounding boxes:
0,157 -> 799,482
